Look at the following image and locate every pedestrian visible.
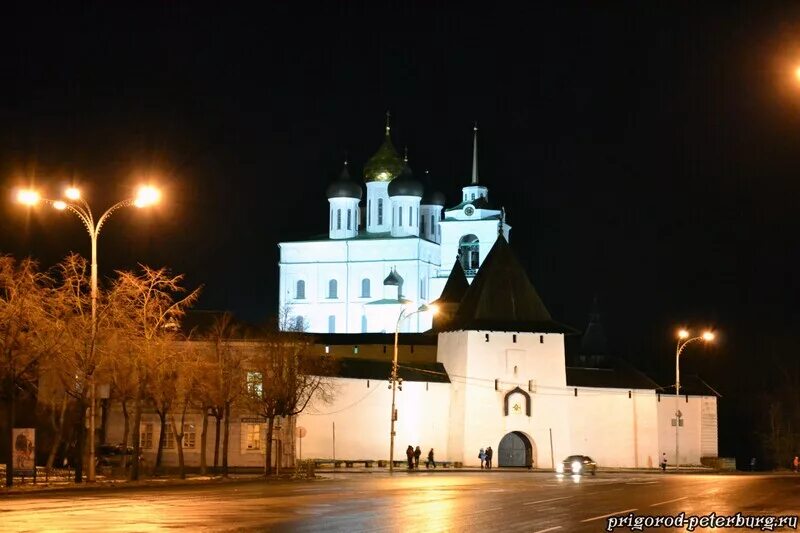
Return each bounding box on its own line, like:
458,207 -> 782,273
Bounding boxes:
660,453 -> 667,472
750,457 -> 756,472
427,448 -> 436,469
792,456 -> 798,473
479,448 -> 486,469
485,446 -> 493,469
406,445 -> 414,470
414,446 -> 422,469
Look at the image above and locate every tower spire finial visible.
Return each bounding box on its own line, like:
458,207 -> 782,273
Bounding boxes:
403,146 -> 408,163
385,110 -> 391,136
471,122 -> 479,184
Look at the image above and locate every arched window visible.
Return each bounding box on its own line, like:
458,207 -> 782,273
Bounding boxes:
378,198 -> 384,225
399,206 -> 403,226
295,280 -> 305,300
420,279 -> 426,299
328,279 -> 338,299
361,315 -> 368,333
361,278 -> 370,298
408,206 -> 412,226
328,315 -> 336,333
421,215 -> 426,235
347,209 -> 352,230
459,234 -> 480,274
337,209 -> 342,230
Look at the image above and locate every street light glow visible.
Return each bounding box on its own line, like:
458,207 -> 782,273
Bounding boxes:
702,331 -> 715,341
678,329 -> 689,339
134,185 -> 161,208
16,189 -> 40,206
65,187 -> 81,200
794,65 -> 800,82
53,200 -> 67,210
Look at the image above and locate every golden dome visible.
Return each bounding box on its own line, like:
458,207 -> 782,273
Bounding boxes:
363,115 -> 404,183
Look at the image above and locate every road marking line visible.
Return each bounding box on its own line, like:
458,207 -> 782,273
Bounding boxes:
523,496 -> 571,506
532,527 -> 562,533
650,496 -> 687,507
581,508 -> 637,523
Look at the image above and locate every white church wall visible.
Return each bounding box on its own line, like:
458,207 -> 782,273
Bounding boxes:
567,388 -> 660,468
296,377 -> 451,461
657,394 -> 714,466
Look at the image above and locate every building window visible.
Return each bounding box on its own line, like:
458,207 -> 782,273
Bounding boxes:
183,422 -> 196,449
408,206 -> 412,226
361,278 -> 370,298
244,423 -> 261,450
368,200 -> 371,225
330,209 -> 333,230
162,422 -> 175,449
421,215 -> 426,235
347,209 -> 352,230
328,315 -> 336,333
140,423 -> 154,449
430,214 -> 434,235
420,279 -> 426,299
471,193 -> 475,200
247,371 -> 263,397
399,206 -> 403,226
378,198 -> 383,225
296,280 -> 305,299
328,279 -> 338,298
459,234 -> 480,273
361,315 -> 367,333
337,209 -> 342,230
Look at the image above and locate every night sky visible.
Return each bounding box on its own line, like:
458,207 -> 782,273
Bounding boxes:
2,2 -> 800,459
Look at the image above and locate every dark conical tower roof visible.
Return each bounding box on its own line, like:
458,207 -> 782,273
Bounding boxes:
436,259 -> 469,304
446,235 -> 576,333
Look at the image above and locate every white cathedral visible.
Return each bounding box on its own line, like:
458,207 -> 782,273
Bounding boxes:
278,118 -> 508,335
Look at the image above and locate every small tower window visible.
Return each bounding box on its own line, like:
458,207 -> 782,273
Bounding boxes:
296,280 -> 305,300
421,215 -> 426,235
361,278 -> 371,298
347,209 -> 352,230
399,206 -> 403,226
368,200 -> 371,225
512,334 -> 517,343
408,206 -> 412,226
471,193 -> 475,200
328,315 -> 335,333
420,279 -> 426,299
337,209 -> 342,230
378,198 -> 384,225
430,214 -> 434,236
361,315 -> 367,333
328,279 -> 338,299
539,335 -> 544,344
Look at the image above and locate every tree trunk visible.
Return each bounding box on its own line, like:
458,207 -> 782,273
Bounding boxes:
264,416 -> 274,477
5,376 -> 15,487
222,402 -> 230,477
73,397 -> 86,483
213,412 -> 221,470
154,410 -> 166,474
120,400 -> 130,470
171,414 -> 185,480
46,392 -> 69,470
200,407 -> 209,475
129,385 -> 144,481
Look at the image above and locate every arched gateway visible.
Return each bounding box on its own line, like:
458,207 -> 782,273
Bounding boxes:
498,431 -> 535,468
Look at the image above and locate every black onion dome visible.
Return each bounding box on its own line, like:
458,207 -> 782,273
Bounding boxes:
421,170 -> 446,206
326,164 -> 363,199
387,163 -> 424,197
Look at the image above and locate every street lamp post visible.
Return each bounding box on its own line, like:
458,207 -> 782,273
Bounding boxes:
16,185 -> 161,481
389,303 -> 436,474
674,328 -> 714,471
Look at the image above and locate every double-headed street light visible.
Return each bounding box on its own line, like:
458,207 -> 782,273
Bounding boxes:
388,303 -> 437,474
674,328 -> 714,470
16,184 -> 161,481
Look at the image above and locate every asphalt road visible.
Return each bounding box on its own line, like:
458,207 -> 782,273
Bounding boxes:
2,471 -> 799,532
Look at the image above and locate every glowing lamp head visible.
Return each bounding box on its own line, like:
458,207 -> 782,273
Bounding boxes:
678,329 -> 689,339
425,304 -> 439,316
53,200 -> 67,210
702,331 -> 715,342
795,66 -> 800,82
16,189 -> 41,206
134,185 -> 161,208
65,187 -> 81,200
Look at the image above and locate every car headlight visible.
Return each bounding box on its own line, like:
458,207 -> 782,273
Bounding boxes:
556,463 -> 564,473
571,461 -> 582,473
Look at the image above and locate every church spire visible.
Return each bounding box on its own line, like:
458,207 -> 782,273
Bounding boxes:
471,122 -> 479,184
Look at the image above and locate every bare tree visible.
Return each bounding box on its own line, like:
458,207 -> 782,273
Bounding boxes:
242,327 -> 334,476
108,265 -> 200,481
0,256 -> 63,487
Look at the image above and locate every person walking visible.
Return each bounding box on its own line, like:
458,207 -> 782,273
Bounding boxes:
479,448 -> 486,469
414,446 -> 422,469
485,446 -> 493,469
426,448 -> 436,469
406,445 -> 414,470
660,453 -> 667,472
792,456 -> 799,473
